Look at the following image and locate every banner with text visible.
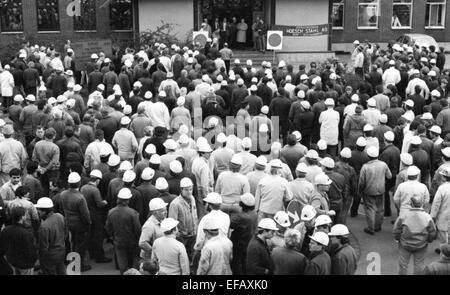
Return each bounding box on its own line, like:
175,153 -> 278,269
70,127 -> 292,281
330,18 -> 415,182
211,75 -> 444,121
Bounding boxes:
271,24 -> 330,37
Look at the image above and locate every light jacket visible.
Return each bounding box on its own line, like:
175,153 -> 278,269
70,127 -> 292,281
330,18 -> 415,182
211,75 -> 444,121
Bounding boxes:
359,160 -> 392,196
197,235 -> 233,275
393,208 -> 437,251
431,182 -> 450,231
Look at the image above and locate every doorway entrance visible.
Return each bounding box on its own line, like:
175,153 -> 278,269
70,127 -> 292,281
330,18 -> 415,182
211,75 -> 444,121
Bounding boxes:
197,0 -> 268,49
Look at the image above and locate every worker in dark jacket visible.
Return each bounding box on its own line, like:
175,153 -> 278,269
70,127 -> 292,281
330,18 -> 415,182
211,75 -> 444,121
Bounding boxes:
23,62 -> 40,95
35,197 -> 67,275
271,228 -> 308,275
230,193 -> 258,275
60,172 -> 92,272
246,218 -> 277,275
328,224 -> 358,275
379,131 -> 400,217
424,244 -> 450,275
80,170 -> 111,264
105,188 -> 142,274
321,157 -> 345,224
304,231 -> 331,275
0,206 -> 38,275
47,69 -> 68,98
349,137 -> 370,217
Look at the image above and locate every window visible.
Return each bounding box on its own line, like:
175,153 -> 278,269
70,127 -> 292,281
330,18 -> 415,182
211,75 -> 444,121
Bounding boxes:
392,0 -> 413,28
358,0 -> 379,29
426,0 -> 446,28
0,0 -> 23,32
74,0 -> 97,31
332,0 -> 344,29
110,0 -> 133,31
37,0 -> 60,31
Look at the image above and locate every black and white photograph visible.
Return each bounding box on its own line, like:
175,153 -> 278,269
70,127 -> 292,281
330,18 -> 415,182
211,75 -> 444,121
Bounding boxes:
0,0 -> 450,281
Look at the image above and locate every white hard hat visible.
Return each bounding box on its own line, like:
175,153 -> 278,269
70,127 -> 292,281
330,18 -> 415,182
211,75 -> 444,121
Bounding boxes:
149,154 -> 161,165
141,167 -> 155,181
198,143 -> 213,153
325,98 -> 335,106
177,96 -> 185,106
363,124 -> 374,132
35,197 -> 54,209
155,178 -> 169,190
180,177 -> 193,188
144,91 -> 153,99
261,105 -> 269,115
241,193 -> 256,206
428,70 -> 437,77
384,131 -> 395,142
379,114 -> 388,124
160,218 -> 179,232
108,154 -> 121,166
270,159 -> 283,169
400,153 -> 413,165
133,81 -> 142,88
405,99 -> 414,107
68,172 -> 81,184
306,149 -> 319,159
26,95 -> 36,102
410,136 -> 422,145
317,139 -> 327,150
216,133 -> 227,144
66,99 -> 76,108
118,188 -> 132,200
329,224 -> 350,236
301,205 -> 317,221
163,139 -> 178,150
120,116 -> 131,125
124,59 -> 133,67
169,160 -> 183,174
231,154 -> 243,166
14,95 -> 24,102
367,98 -> 376,107
178,134 -> 190,145
297,90 -> 306,99
91,53 -> 99,59
296,162 -> 308,173
203,218 -> 219,231
320,157 -> 335,169
274,211 -> 291,228
159,91 -> 167,98
123,170 -> 137,183
407,165 -> 421,177
149,198 -> 168,211
90,169 -> 102,180
242,137 -> 252,149
430,125 -> 442,135
367,146 -> 379,158
389,60 -> 396,66
315,173 -> 332,186
300,74 -> 309,81
250,85 -> 258,92
340,148 -> 352,159
123,105 -> 132,115
204,192 -> 222,204
422,113 -> 433,120
255,156 -> 268,167
314,214 -> 332,227
74,84 -> 82,92
278,60 -> 286,68
258,218 -> 278,231
67,82 -> 75,89
237,78 -> 244,86
119,161 -> 133,171
431,90 -> 441,97
356,137 -> 367,147
292,131 -> 302,141
351,94 -> 359,102
310,231 -> 330,246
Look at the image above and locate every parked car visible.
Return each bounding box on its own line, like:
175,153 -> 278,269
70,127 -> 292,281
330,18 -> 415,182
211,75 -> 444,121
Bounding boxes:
396,34 -> 440,52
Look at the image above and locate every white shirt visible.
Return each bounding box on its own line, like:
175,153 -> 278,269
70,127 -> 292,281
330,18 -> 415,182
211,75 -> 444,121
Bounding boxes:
362,108 -> 381,127
406,78 -> 430,101
84,140 -> 114,170
148,101 -> 170,130
319,108 -> 340,145
382,67 -> 401,89
0,70 -> 14,97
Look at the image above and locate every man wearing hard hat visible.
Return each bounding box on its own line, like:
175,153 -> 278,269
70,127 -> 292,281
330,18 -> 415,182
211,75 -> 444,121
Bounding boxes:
197,218 -> 233,275
230,193 -> 258,275
328,224 -> 357,275
151,218 -> 190,275
246,218 -> 277,275
139,198 -> 167,263
169,177 -> 198,263
35,197 -> 67,275
304,231 -> 331,275
105,187 -> 142,274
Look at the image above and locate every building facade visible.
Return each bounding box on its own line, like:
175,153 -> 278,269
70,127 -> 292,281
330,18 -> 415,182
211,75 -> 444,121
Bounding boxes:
1,0 -> 450,55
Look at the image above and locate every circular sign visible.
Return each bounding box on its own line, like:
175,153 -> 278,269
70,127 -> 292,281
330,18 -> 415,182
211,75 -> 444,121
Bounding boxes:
268,33 -> 282,47
194,34 -> 207,47
286,200 -> 303,228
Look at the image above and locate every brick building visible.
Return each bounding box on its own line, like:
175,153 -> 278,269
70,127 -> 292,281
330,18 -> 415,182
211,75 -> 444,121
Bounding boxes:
1,0 -> 450,56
